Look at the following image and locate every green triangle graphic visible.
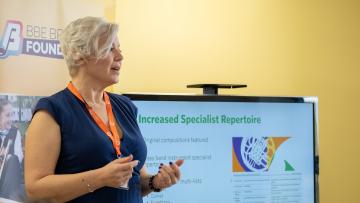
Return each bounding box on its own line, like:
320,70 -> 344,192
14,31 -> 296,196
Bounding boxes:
284,160 -> 295,171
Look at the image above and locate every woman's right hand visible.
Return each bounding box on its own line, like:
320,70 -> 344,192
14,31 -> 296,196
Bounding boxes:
100,155 -> 139,188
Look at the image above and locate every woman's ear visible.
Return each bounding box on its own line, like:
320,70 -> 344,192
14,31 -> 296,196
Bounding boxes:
76,57 -> 87,67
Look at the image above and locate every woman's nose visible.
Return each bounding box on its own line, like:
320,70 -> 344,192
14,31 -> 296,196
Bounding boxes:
114,49 -> 123,62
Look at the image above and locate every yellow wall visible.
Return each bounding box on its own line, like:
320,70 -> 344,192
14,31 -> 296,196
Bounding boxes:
115,0 -> 360,202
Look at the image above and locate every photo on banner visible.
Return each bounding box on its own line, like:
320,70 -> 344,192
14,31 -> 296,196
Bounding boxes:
0,94 -> 42,203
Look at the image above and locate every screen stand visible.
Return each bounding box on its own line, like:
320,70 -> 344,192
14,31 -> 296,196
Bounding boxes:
187,84 -> 247,95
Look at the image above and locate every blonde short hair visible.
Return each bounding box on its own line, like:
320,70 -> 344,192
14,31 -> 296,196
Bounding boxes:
60,16 -> 119,76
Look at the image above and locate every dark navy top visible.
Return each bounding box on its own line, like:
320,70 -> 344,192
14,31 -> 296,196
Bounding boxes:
34,88 -> 147,203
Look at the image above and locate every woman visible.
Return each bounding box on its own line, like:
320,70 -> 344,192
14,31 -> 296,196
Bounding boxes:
25,16 -> 183,203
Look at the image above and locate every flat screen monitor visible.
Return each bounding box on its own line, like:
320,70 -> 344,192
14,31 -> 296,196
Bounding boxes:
126,94 -> 318,203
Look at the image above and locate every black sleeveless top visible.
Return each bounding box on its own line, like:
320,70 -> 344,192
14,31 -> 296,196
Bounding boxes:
34,88 -> 147,203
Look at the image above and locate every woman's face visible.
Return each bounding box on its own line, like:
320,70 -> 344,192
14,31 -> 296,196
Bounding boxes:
0,104 -> 13,130
84,36 -> 123,86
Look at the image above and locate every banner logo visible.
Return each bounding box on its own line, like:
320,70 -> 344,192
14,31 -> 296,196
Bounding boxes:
232,137 -> 293,172
0,20 -> 63,59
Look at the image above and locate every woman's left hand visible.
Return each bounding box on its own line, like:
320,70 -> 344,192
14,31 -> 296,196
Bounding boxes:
153,159 -> 184,189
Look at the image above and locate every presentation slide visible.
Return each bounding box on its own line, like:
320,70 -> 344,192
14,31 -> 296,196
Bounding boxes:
133,99 -> 315,203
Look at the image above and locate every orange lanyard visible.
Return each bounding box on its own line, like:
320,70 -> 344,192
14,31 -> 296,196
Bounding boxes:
67,82 -> 121,157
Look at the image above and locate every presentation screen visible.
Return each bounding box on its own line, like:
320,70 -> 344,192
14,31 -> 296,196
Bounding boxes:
127,94 -> 317,203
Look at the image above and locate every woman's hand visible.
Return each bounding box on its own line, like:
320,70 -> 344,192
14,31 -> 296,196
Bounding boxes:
153,159 -> 184,189
100,155 -> 139,188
